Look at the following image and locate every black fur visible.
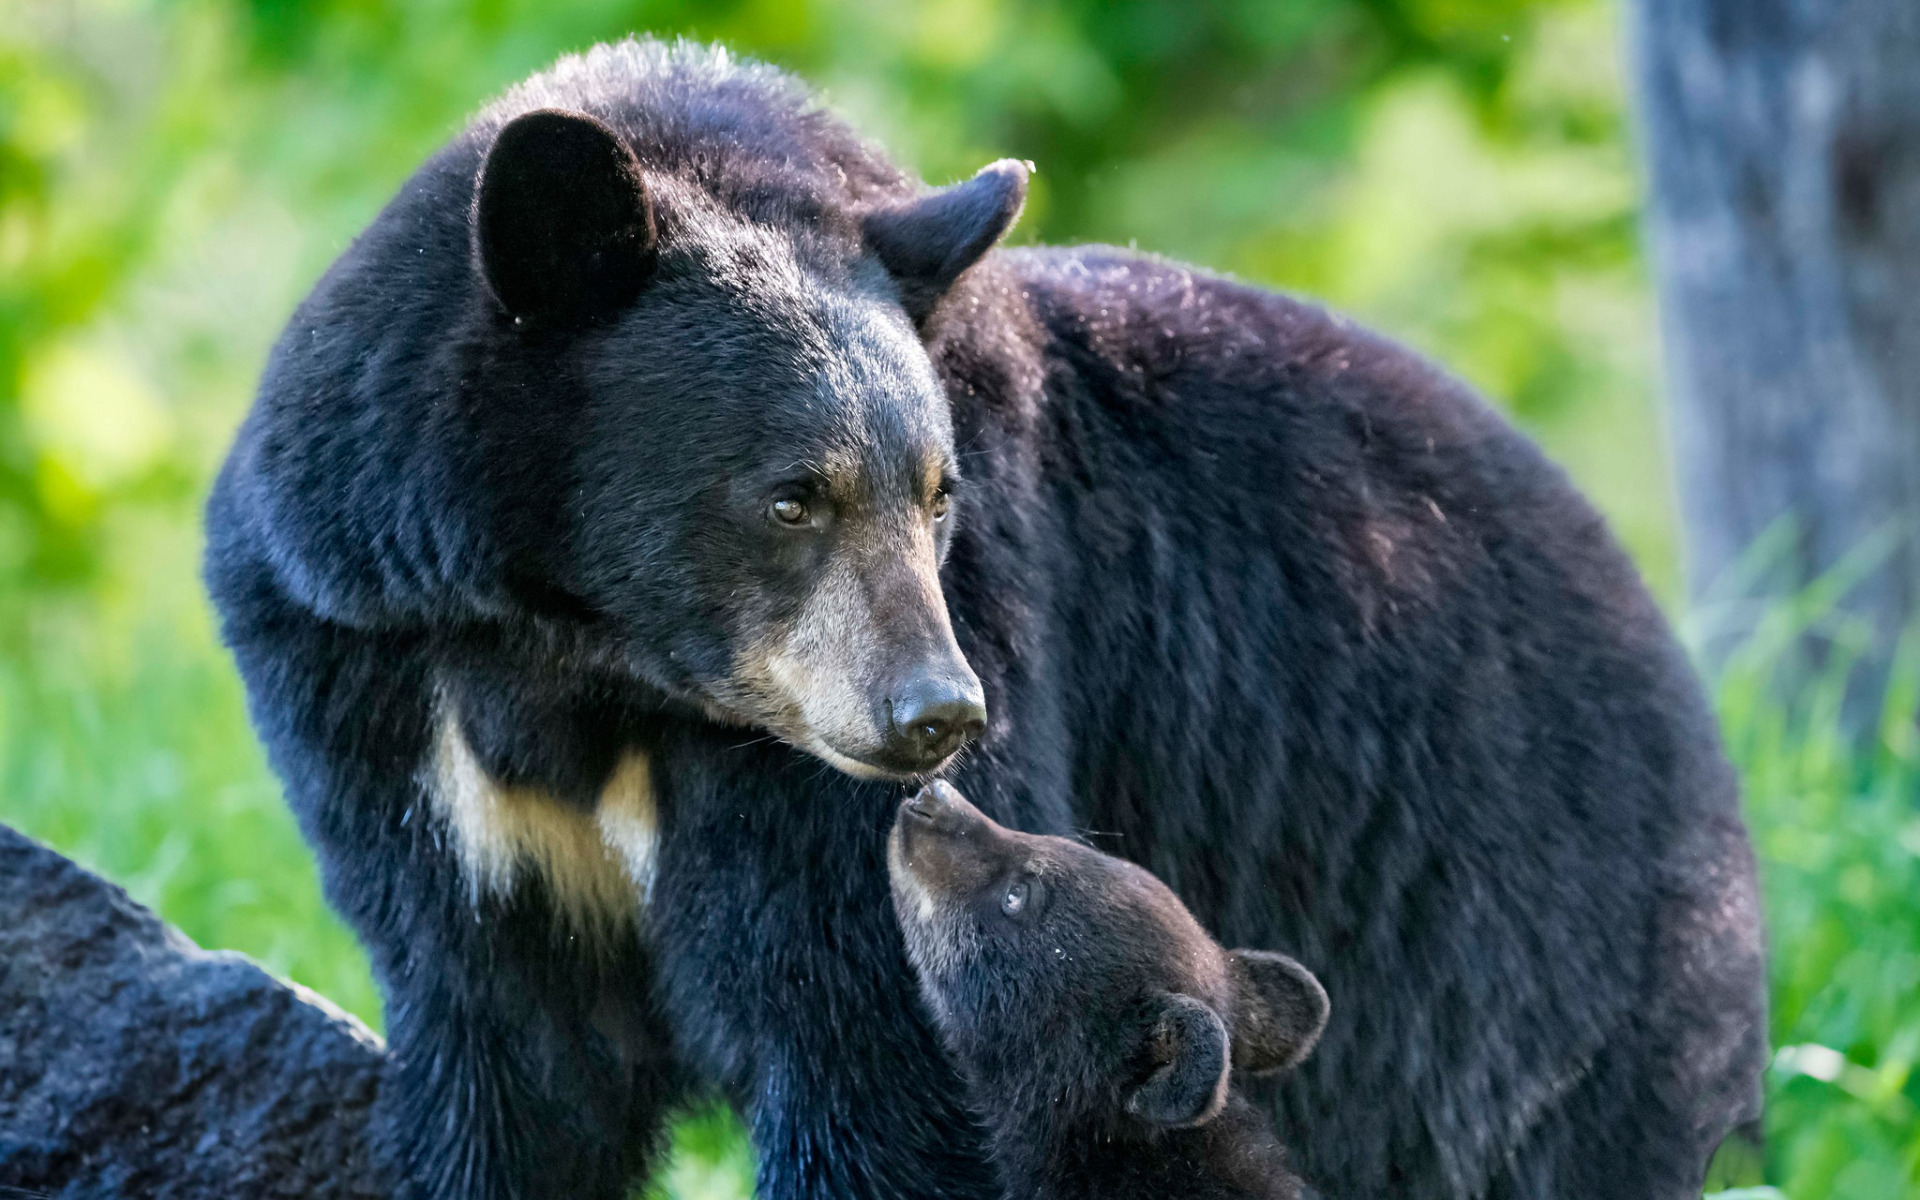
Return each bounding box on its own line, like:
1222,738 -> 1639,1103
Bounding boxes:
205,37 -> 1767,1200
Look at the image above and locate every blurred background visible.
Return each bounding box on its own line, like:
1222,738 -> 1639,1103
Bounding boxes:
2,1 -> 1916,1196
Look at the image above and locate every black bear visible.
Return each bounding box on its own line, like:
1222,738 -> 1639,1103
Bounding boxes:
205,36 -> 1767,1200
889,780 -> 1328,1200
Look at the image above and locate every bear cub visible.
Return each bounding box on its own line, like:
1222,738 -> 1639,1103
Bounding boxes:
888,781 -> 1330,1200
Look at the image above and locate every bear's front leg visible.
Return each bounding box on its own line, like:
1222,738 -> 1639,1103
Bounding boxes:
370,893 -> 680,1200
357,696 -> 685,1200
222,608 -> 684,1200
647,730 -> 1002,1200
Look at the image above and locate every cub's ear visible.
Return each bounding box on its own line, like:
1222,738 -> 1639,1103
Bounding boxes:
1125,993 -> 1231,1128
864,159 -> 1029,324
1227,949 -> 1330,1075
474,108 -> 657,326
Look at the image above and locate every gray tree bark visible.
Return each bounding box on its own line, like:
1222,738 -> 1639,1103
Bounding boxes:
1628,0 -> 1920,715
0,824 -> 388,1199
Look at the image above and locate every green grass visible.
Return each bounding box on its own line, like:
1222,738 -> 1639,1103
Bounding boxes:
1708,613 -> 1920,1197
4,549 -> 1918,1197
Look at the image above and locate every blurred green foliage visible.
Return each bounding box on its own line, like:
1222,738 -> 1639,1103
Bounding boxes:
1,1 -> 1910,1196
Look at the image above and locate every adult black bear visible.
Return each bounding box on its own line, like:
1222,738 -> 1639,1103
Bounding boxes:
206,37 -> 1765,1200
889,780 -> 1329,1200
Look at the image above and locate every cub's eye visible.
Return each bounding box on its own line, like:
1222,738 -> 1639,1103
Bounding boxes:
931,491 -> 952,522
770,497 -> 811,527
1001,879 -> 1029,918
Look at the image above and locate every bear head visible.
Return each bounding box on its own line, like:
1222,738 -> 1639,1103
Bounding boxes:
229,44 -> 1033,780
476,104 -> 1026,779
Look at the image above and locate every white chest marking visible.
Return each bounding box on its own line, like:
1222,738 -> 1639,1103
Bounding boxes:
429,710 -> 658,936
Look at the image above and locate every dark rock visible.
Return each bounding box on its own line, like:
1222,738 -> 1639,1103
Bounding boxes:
0,824 -> 387,1199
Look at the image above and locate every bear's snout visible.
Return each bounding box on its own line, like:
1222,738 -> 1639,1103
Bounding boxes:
901,780 -> 985,838
890,781 -> 1009,909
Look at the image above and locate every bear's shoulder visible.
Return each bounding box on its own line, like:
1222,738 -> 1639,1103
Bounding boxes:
982,244 -> 1518,464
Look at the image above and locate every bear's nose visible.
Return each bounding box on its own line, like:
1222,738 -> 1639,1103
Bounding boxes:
905,779 -> 966,823
901,780 -> 984,839
886,675 -> 987,769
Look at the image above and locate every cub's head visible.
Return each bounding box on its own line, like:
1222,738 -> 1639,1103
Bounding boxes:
887,782 -> 1329,1133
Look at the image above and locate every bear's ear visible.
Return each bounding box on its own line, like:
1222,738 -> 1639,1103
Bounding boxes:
1227,949 -> 1330,1075
864,159 -> 1029,325
1124,993 -> 1232,1128
474,108 -> 657,327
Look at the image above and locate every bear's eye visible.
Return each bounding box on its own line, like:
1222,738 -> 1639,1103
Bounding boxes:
931,490 -> 952,522
1001,880 -> 1029,918
770,497 -> 811,527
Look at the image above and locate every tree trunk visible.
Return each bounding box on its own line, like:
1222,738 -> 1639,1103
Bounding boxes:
1628,0 -> 1920,719
0,824 -> 387,1199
